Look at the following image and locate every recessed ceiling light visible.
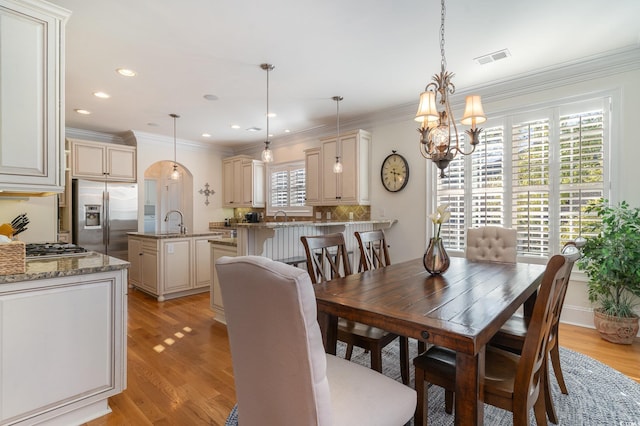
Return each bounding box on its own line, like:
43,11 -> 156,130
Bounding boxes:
93,91 -> 110,99
231,124 -> 241,129
246,127 -> 261,132
284,129 -> 291,133
203,94 -> 219,101
266,112 -> 277,118
116,68 -> 137,77
202,133 -> 211,137
74,109 -> 91,115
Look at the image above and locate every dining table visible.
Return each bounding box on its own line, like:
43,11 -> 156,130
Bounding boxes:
314,256 -> 547,426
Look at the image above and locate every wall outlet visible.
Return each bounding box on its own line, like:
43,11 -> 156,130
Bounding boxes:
349,212 -> 354,221
316,212 -> 322,220
379,208 -> 386,217
326,212 -> 331,220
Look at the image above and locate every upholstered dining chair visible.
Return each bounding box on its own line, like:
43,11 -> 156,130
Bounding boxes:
413,254 -> 571,426
489,241 -> 582,423
301,233 -> 410,385
216,255 -> 416,426
466,226 -> 518,263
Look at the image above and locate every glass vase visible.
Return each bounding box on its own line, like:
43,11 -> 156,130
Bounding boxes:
423,237 -> 450,275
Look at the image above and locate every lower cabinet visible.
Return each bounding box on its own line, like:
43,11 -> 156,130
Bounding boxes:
0,269 -> 127,425
128,235 -> 212,301
210,242 -> 238,324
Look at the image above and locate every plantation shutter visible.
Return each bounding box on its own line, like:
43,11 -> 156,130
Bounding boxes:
289,166 -> 306,207
436,136 -> 466,250
271,170 -> 289,207
471,126 -> 505,227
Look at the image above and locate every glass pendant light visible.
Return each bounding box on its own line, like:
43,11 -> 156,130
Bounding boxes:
169,113 -> 180,180
332,96 -> 343,174
261,63 -> 274,163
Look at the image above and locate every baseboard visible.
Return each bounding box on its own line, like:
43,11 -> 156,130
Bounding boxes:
561,304 -> 640,337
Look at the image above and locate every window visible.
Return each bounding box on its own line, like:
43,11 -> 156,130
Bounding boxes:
266,161 -> 313,217
434,97 -> 608,259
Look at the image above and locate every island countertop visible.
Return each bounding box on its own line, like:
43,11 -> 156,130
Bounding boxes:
235,219 -> 397,229
128,231 -> 225,239
0,252 -> 129,284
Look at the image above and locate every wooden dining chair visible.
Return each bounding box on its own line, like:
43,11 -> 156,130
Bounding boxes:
466,226 -> 518,263
215,255 -> 416,425
301,233 -> 410,385
413,254 -> 571,426
489,241 -> 581,423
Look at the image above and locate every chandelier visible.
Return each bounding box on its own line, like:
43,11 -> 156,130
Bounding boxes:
332,95 -> 343,174
169,113 -> 180,180
261,63 -> 274,163
415,0 -> 486,178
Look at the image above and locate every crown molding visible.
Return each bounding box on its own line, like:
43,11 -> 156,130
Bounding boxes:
129,130 -> 233,155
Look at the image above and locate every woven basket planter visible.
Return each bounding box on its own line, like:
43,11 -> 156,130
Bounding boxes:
593,308 -> 640,344
0,241 -> 26,275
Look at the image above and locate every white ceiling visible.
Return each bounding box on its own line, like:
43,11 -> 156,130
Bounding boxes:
49,0 -> 640,148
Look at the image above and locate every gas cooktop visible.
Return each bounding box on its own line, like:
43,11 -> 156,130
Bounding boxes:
25,243 -> 89,258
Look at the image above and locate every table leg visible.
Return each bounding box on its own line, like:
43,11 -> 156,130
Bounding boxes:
317,311 -> 338,355
524,290 -> 538,317
455,348 -> 485,426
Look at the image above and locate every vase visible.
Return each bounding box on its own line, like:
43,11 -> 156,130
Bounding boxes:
593,308 -> 640,345
423,237 -> 450,275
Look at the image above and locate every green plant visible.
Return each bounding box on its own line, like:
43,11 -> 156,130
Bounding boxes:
578,199 -> 640,317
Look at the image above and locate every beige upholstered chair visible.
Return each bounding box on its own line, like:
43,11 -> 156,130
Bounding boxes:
301,233 -> 409,385
216,255 -> 416,426
413,254 -> 571,426
466,226 -> 517,263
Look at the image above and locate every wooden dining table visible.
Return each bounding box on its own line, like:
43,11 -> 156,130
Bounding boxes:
314,256 -> 547,426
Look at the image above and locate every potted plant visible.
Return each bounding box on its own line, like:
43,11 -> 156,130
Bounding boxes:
578,199 -> 640,344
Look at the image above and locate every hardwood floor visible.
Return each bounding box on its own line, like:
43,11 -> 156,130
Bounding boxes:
85,289 -> 640,425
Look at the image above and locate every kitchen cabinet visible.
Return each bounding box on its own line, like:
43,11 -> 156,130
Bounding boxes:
210,241 -> 238,324
0,0 -> 69,193
0,267 -> 127,425
69,139 -> 137,182
304,147 -> 322,205
320,129 -> 371,205
128,234 -> 212,301
222,155 -> 265,208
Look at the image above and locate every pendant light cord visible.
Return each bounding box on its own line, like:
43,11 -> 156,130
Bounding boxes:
170,113 -> 179,163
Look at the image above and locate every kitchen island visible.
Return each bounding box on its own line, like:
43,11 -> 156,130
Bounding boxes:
0,252 -> 128,425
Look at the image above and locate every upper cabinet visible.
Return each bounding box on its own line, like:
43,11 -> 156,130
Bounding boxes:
318,129 -> 371,206
69,139 -> 137,182
222,155 -> 264,208
304,147 -> 322,205
0,0 -> 69,193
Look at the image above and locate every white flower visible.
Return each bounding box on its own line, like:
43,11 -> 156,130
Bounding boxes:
431,204 -> 451,239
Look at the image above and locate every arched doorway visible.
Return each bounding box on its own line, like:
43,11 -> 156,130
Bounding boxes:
143,161 -> 193,234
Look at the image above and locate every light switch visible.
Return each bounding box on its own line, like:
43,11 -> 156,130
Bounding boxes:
167,243 -> 174,254
316,212 -> 322,219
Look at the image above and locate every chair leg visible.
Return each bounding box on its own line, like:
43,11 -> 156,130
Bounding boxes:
543,357 -> 559,424
371,347 -> 383,373
550,343 -> 568,394
533,390 -> 548,426
444,390 -> 454,414
414,366 -> 427,426
345,343 -> 354,360
399,336 -> 409,385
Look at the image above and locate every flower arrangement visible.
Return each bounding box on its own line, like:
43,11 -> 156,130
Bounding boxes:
429,203 -> 451,240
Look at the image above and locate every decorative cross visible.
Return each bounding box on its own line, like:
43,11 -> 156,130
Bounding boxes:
199,183 -> 215,206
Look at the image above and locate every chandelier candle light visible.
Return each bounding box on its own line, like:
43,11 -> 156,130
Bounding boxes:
415,0 -> 486,178
261,63 -> 275,163
332,96 -> 343,174
169,113 -> 180,180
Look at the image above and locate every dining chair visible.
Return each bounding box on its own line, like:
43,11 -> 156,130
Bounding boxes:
489,241 -> 581,423
354,229 -> 410,383
413,254 -> 571,426
465,226 -> 518,263
301,233 -> 410,385
215,255 -> 416,426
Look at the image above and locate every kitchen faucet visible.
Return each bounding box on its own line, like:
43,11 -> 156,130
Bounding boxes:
164,210 -> 187,234
274,210 -> 287,222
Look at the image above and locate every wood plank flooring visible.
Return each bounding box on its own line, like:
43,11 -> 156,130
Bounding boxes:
85,289 -> 640,425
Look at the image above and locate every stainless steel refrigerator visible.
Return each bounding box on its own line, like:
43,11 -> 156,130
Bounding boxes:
72,179 -> 138,261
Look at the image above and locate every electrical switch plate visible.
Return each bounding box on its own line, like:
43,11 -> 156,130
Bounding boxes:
316,212 -> 322,219
167,243 -> 174,254
326,212 -> 331,220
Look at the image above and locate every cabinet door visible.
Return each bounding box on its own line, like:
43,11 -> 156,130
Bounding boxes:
337,134 -> 358,203
252,160 -> 265,207
72,142 -> 106,179
305,148 -> 322,205
141,247 -> 158,295
106,146 -> 136,181
0,2 -> 66,191
321,139 -> 339,203
241,161 -> 253,205
211,244 -> 237,323
162,240 -> 191,293
128,238 -> 143,285
232,159 -> 244,206
222,160 -> 235,206
194,238 -> 211,289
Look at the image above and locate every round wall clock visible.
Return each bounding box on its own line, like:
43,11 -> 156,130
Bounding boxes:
381,151 -> 409,192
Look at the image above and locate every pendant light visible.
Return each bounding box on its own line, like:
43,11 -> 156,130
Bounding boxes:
169,113 -> 181,180
332,95 -> 343,174
261,63 -> 274,163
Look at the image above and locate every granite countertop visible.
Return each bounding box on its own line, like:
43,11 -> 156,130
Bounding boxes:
0,252 -> 129,284
128,231 -> 225,239
235,219 -> 397,228
208,237 -> 237,247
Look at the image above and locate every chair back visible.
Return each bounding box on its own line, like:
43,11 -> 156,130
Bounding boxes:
466,226 -> 517,263
549,241 -> 582,333
215,255 -> 333,425
515,254 -> 570,404
354,230 -> 391,272
300,233 -> 352,284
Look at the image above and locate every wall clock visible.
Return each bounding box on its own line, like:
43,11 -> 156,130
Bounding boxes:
380,150 -> 409,192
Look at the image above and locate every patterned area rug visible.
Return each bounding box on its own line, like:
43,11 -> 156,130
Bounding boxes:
226,339 -> 640,425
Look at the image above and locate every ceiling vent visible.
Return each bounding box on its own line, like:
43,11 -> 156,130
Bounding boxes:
474,49 -> 511,65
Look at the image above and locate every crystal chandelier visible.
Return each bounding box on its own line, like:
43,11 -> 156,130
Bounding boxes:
415,0 -> 486,178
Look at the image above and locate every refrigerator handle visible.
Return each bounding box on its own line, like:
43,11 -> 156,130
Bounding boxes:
104,191 -> 110,249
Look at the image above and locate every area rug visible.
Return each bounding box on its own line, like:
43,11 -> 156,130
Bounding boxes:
226,339 -> 640,425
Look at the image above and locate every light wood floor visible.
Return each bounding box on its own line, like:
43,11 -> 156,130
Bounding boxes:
85,289 -> 640,425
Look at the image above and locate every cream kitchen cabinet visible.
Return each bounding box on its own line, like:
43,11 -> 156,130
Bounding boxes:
304,147 -> 322,205
320,129 -> 371,205
210,241 -> 237,324
0,0 -> 69,193
69,139 -> 137,182
222,155 -> 265,208
128,234 -> 212,301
